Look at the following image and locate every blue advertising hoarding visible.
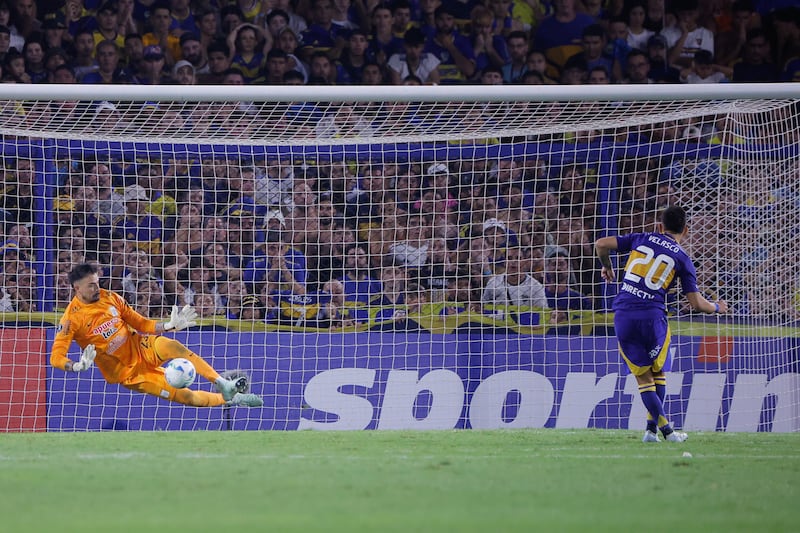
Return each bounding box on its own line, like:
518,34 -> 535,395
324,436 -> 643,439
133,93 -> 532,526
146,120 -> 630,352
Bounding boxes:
45,330 -> 800,432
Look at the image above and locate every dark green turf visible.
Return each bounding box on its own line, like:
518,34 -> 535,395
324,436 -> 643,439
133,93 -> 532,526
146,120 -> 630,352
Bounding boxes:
1,429 -> 797,532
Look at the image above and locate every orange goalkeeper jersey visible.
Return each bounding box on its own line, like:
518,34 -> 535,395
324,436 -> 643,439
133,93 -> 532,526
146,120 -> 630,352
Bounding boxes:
50,289 -> 159,384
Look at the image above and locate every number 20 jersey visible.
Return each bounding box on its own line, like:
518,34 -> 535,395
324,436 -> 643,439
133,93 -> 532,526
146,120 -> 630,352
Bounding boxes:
613,232 -> 699,318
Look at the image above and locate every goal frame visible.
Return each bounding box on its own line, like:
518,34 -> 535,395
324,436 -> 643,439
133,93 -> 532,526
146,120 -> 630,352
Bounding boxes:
1,82 -> 798,103
0,82 -> 797,433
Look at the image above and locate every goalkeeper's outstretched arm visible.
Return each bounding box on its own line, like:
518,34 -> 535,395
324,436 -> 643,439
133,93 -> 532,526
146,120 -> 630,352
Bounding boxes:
50,318 -> 77,371
50,325 -> 96,373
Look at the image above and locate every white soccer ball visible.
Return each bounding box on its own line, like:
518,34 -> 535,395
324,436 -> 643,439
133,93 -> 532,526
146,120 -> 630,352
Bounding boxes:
164,358 -> 196,388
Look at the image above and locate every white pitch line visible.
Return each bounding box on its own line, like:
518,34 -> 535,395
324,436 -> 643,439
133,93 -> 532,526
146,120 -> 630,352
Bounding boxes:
1,452 -> 799,461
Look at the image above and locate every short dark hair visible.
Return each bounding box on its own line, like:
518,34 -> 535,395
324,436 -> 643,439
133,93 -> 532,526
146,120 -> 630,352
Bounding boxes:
626,49 -> 649,64
506,30 -> 528,43
52,64 -> 76,78
179,32 -> 200,46
582,23 -> 605,39
195,6 -> 218,19
746,28 -> 767,43
661,205 -> 687,234
391,0 -> 411,12
220,5 -> 244,19
673,0 -> 699,12
403,27 -> 426,46
267,48 -> 288,60
68,262 -> 98,286
693,49 -> 713,65
207,39 -> 230,56
222,67 -> 245,79
283,69 -> 304,83
731,0 -> 754,13
266,8 -> 289,24
434,5 -> 455,18
310,50 -> 331,63
265,230 -> 283,243
96,39 -> 119,54
520,70 -> 544,83
150,1 -> 171,14
307,75 -> 329,85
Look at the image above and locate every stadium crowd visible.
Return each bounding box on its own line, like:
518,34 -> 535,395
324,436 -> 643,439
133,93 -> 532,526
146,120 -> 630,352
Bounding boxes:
0,0 -> 795,85
0,0 -> 797,327
0,146 -> 798,327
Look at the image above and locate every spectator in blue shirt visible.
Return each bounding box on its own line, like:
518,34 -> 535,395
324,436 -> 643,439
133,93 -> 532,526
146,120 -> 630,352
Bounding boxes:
544,269 -> 592,312
338,29 -> 373,84
116,184 -> 164,256
544,269 -> 592,334
369,4 -> 404,65
565,24 -> 614,81
170,0 -> 200,35
532,0 -> 594,80
732,29 -> 778,82
339,244 -> 382,304
470,6 -> 508,74
300,0 -> 349,61
228,23 -> 267,82
243,230 -> 308,295
645,35 -> 679,83
501,30 -> 529,83
81,40 -> 132,83
425,5 -> 476,83
371,265 -> 410,321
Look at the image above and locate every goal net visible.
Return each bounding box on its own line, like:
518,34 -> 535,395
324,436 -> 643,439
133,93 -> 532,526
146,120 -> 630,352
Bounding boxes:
0,84 -> 797,432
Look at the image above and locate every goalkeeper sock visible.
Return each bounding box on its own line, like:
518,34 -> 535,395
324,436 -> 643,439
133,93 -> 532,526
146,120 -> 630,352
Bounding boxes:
174,388 -> 226,407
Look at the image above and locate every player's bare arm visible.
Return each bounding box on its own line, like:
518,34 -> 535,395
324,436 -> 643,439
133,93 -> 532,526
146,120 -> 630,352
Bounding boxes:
594,236 -> 618,282
686,292 -> 729,315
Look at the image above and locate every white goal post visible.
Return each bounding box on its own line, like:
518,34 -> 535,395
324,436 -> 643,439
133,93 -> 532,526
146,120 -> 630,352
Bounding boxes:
0,83 -> 797,433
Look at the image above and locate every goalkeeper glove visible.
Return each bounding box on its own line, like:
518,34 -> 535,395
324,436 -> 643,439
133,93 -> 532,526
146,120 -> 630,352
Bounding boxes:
72,344 -> 96,372
165,304 -> 198,332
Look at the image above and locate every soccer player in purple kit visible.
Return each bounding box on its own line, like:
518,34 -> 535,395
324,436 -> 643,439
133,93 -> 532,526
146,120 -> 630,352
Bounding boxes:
595,206 -> 728,443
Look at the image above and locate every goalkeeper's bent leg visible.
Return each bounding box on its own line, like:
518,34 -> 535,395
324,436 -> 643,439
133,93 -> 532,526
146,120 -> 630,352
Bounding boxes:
173,388 -> 226,407
151,335 -> 221,383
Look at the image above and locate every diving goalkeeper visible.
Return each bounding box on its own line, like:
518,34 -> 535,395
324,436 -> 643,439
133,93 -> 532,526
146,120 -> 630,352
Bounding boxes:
50,262 -> 263,407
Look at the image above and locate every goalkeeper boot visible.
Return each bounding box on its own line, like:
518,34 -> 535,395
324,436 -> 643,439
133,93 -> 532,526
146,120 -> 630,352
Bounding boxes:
215,376 -> 248,401
642,430 -> 660,443
229,393 -> 264,407
664,430 -> 688,443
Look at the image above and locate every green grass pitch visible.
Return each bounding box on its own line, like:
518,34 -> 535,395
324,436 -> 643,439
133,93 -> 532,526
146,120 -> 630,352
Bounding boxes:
1,429 -> 798,532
